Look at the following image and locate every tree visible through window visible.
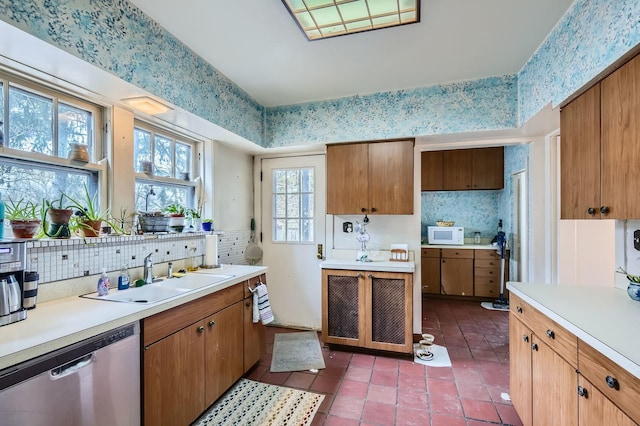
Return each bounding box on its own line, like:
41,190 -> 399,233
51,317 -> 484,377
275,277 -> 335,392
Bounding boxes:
272,168 -> 314,242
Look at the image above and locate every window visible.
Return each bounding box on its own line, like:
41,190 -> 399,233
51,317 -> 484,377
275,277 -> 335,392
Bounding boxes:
272,168 -> 314,242
0,73 -> 103,208
133,122 -> 198,212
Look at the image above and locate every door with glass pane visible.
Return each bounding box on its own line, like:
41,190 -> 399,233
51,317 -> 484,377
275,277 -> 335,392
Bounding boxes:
261,155 -> 326,329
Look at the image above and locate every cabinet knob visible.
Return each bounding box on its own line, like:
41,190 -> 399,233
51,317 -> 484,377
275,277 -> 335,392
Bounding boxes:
197,325 -> 205,333
577,386 -> 588,398
209,320 -> 215,327
371,207 -> 377,212
600,206 -> 610,215
361,207 -> 367,213
522,335 -> 529,343
531,343 -> 538,351
605,375 -> 619,390
367,273 -> 373,279
546,330 -> 555,339
357,273 -> 363,278
587,207 -> 596,215
516,306 -> 523,314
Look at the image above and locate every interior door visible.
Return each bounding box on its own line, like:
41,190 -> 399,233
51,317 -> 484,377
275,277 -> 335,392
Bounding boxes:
261,155 -> 326,329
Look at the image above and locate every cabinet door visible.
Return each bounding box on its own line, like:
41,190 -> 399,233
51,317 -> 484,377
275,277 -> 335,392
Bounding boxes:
326,143 -> 369,214
601,54 -> 640,219
366,271 -> 413,353
578,376 -> 636,426
560,84 -> 601,219
243,294 -> 265,372
205,302 -> 244,406
421,151 -> 443,191
144,321 -> 205,426
368,140 -> 414,214
531,337 -> 578,426
322,269 -> 365,347
510,316 -> 532,426
421,256 -> 441,294
472,147 -> 504,189
443,150 -> 473,190
440,258 -> 473,296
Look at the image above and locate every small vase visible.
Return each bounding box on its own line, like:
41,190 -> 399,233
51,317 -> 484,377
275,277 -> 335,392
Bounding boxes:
46,208 -> 74,239
627,282 -> 640,301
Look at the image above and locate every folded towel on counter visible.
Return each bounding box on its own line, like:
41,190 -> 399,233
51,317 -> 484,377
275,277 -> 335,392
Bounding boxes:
252,290 -> 259,323
256,283 -> 274,325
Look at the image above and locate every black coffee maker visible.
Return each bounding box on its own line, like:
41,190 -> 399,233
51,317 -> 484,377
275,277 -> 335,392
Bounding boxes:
0,241 -> 26,327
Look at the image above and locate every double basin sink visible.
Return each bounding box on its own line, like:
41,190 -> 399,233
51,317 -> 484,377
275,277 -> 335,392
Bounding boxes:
81,272 -> 235,304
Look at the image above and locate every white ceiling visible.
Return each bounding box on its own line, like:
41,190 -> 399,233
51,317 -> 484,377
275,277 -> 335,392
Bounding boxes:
127,0 -> 574,108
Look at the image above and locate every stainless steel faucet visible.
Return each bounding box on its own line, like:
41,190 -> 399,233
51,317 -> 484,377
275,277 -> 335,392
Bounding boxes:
144,253 -> 153,285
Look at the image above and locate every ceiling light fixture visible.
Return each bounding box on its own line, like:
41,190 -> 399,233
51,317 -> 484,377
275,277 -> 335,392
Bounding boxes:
282,0 -> 420,41
122,96 -> 173,115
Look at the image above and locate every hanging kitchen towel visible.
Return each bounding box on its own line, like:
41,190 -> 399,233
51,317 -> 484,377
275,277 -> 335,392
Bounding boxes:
256,283 -> 274,325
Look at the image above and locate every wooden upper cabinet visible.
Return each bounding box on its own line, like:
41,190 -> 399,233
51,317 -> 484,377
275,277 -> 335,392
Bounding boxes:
423,147 -> 504,191
421,151 -> 443,191
443,149 -> 473,190
601,53 -> 640,219
560,84 -> 602,219
472,147 -> 504,189
327,140 -> 414,215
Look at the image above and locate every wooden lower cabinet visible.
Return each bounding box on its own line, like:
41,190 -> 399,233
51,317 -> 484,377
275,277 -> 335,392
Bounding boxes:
421,248 -> 440,294
440,249 -> 473,296
143,321 -> 206,426
243,274 -> 267,372
509,316 -> 532,426
205,302 -> 244,406
578,376 -> 636,426
322,269 -> 413,354
142,278 -> 261,426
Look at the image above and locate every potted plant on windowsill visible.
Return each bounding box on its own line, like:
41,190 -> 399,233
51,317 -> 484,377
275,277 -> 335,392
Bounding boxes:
65,184 -> 112,238
5,198 -> 41,239
137,211 -> 169,233
43,194 -> 74,239
163,203 -> 186,233
201,218 -> 214,232
186,208 -> 201,232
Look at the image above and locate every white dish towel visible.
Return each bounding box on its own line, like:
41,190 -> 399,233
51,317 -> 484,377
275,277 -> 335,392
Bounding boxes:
256,282 -> 274,325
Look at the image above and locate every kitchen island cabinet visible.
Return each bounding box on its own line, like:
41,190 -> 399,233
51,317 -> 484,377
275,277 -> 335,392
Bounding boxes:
507,283 -> 640,425
322,268 -> 413,354
561,51 -> 640,219
327,139 -> 414,215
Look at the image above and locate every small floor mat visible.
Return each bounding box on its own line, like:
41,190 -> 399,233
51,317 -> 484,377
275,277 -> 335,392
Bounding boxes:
270,331 -> 326,373
193,378 -> 324,426
481,301 -> 510,311
413,343 -> 452,367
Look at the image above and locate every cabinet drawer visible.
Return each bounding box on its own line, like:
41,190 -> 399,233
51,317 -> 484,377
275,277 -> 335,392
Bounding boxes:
475,283 -> 500,297
579,340 -> 640,424
474,275 -> 500,286
474,267 -> 501,277
421,248 -> 440,258
441,248 -> 474,259
475,249 -> 500,259
510,293 -> 577,367
475,258 -> 501,268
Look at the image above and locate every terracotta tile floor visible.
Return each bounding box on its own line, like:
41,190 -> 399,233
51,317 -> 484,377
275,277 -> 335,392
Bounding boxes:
244,298 -> 523,425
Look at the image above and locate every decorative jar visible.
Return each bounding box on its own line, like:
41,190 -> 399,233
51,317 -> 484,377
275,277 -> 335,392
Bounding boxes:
627,282 -> 640,301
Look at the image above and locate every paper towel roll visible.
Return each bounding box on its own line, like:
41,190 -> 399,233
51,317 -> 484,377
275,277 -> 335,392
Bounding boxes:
205,234 -> 218,266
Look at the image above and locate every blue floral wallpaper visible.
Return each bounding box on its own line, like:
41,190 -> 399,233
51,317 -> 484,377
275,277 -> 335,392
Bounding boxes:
0,0 -> 265,145
518,0 -> 640,124
421,144 -> 529,241
265,75 -> 518,148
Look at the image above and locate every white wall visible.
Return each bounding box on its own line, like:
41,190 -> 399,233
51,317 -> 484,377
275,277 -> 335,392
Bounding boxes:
212,141 -> 254,230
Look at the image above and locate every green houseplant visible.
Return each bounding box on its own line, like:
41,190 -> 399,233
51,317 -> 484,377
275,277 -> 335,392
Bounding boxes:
186,208 -> 201,231
201,218 -> 214,232
5,198 -> 41,239
163,203 -> 186,233
43,193 -> 74,239
65,184 -> 112,237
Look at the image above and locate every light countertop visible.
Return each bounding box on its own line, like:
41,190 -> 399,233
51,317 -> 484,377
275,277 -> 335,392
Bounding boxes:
421,244 -> 499,250
507,281 -> 640,380
320,258 -> 415,273
0,264 -> 267,370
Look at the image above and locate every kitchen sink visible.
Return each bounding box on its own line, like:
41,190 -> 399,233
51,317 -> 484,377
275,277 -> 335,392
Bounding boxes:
80,273 -> 236,304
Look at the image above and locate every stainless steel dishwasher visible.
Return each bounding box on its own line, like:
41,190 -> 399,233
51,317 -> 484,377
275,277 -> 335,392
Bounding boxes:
0,322 -> 140,426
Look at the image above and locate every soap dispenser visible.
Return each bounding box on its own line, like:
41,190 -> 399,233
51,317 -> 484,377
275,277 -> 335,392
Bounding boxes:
98,269 -> 110,296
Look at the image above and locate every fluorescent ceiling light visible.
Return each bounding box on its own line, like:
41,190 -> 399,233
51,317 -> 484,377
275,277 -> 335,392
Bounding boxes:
282,0 -> 420,41
123,96 -> 172,115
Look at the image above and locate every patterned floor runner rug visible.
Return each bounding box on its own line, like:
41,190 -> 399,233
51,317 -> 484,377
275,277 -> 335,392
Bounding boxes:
193,378 -> 324,426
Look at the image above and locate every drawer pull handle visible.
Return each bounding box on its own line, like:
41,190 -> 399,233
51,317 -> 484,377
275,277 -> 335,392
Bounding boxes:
546,330 -> 555,339
577,386 -> 588,398
197,326 -> 205,333
246,301 -> 251,307
605,376 -> 619,390
531,343 -> 538,351
522,335 -> 529,343
516,306 -> 523,314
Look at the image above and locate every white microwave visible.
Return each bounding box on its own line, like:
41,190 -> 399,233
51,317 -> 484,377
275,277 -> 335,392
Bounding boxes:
427,226 -> 464,245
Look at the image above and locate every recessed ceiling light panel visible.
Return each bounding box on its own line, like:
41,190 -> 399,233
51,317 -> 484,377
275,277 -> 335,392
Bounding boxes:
282,0 -> 420,41
122,96 -> 172,115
